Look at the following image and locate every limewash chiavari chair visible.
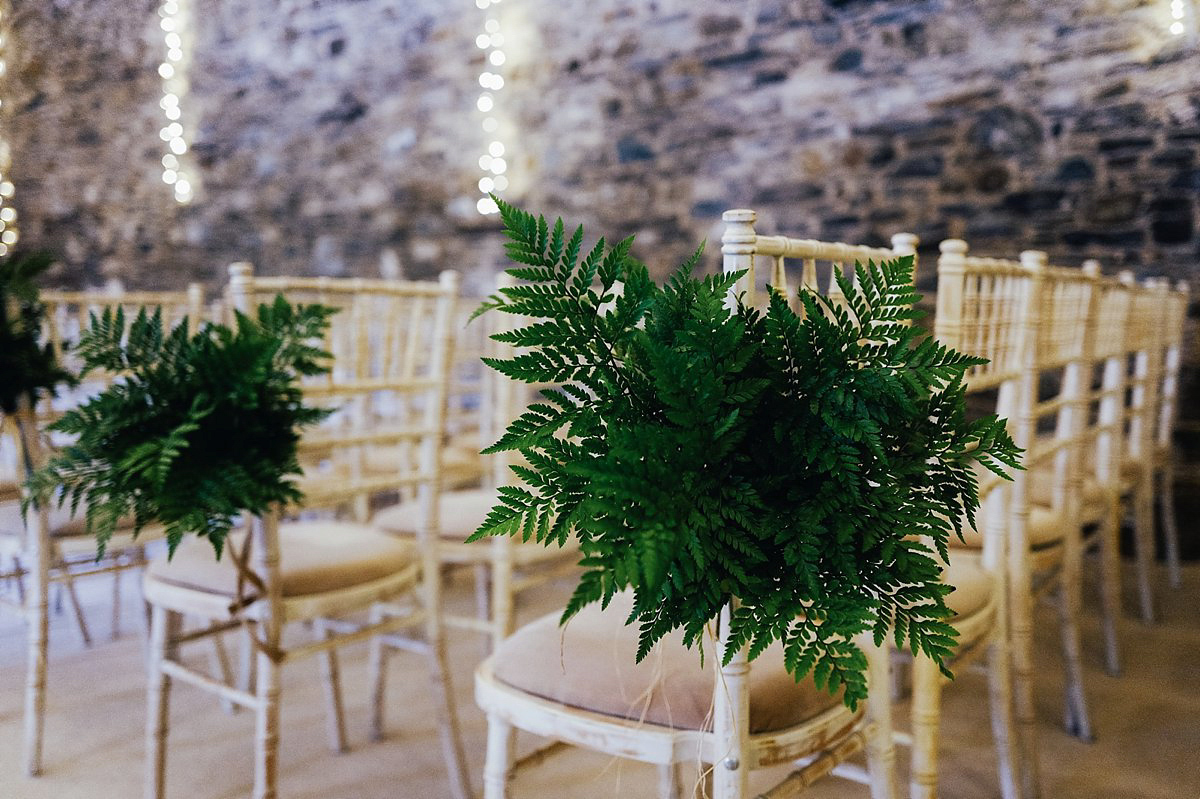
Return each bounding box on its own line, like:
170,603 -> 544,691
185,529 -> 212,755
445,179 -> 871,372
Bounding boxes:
1112,277 -> 1170,623
1156,280 -> 1190,589
140,264 -> 471,799
0,284 -> 205,777
472,210 -> 916,799
369,271 -> 580,666
905,239 -> 1032,799
945,245 -> 1101,798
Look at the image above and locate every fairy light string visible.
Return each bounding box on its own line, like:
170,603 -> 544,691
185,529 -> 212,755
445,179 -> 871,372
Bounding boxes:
0,1 -> 18,256
157,0 -> 196,204
475,0 -> 508,215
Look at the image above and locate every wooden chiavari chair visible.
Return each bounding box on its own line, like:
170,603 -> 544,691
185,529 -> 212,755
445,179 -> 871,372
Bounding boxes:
370,272 -> 580,664
911,239 -> 1031,799
1156,280 -> 1190,589
140,264 -> 471,799
472,210 -> 916,799
0,283 -> 205,777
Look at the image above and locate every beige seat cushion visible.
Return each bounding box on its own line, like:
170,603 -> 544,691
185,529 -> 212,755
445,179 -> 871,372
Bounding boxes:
492,592 -> 845,734
145,521 -> 413,599
951,505 -> 1065,550
374,488 -> 499,541
0,480 -> 20,503
0,500 -> 137,539
943,558 -> 993,619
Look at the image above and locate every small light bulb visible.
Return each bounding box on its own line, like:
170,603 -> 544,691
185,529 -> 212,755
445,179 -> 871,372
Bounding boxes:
162,169 -> 178,184
478,177 -> 495,192
1170,20 -> 1184,33
168,48 -> 184,62
165,105 -> 181,120
491,75 -> 504,90
0,207 -> 14,222
490,157 -> 507,175
482,117 -> 499,132
489,141 -> 505,157
493,175 -> 509,191
165,32 -> 182,48
489,50 -> 505,66
1,230 -> 17,245
479,72 -> 493,88
175,178 -> 191,194
170,137 -> 188,154
162,154 -> 179,168
0,181 -> 13,197
0,219 -> 7,231
163,0 -> 179,13
478,154 -> 494,170
159,127 -> 173,141
158,63 -> 175,78
485,19 -> 500,34
0,244 -> 9,257
477,197 -> 498,215
475,0 -> 488,8
162,93 -> 180,107
476,34 -> 490,49
477,94 -> 494,112
160,18 -> 174,31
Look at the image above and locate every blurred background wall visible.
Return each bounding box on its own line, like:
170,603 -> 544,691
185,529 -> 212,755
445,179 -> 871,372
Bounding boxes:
5,0 -> 1198,293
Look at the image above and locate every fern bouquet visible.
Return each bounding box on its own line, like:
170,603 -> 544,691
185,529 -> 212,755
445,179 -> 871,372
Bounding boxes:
0,253 -> 74,417
471,198 -> 1020,706
29,298 -> 334,558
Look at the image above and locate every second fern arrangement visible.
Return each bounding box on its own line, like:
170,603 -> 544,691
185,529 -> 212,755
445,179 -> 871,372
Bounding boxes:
472,197 -> 1021,707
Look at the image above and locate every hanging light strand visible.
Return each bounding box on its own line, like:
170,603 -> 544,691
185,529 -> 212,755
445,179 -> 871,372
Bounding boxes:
475,0 -> 508,215
157,0 -> 195,204
0,1 -> 18,256
1169,0 -> 1190,35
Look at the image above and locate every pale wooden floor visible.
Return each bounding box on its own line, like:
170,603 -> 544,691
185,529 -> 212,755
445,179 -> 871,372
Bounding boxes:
1,557 -> 1198,798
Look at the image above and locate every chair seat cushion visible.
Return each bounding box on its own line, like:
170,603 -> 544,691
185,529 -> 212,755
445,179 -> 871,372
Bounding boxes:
491,592 -> 845,734
374,488 -> 499,541
943,557 -> 993,619
145,521 -> 413,599
951,505 -> 1065,550
0,501 -> 136,539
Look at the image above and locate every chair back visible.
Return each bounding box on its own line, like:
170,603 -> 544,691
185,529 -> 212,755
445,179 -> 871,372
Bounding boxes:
1121,277 -> 1167,470
934,239 -> 1037,573
1076,263 -> 1133,491
721,209 -> 918,313
716,209 -> 915,798
1155,280 -> 1190,455
226,264 -> 459,527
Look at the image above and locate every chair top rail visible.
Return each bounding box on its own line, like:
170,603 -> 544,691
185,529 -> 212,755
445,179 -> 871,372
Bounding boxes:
245,272 -> 453,298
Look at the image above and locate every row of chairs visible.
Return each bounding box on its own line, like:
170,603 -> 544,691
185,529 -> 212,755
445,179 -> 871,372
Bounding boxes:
475,210 -> 1190,799
0,209 -> 1190,799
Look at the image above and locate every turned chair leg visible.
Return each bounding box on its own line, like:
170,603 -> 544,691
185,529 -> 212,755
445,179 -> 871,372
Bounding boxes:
427,632 -> 472,799
367,605 -> 389,742
909,655 -> 942,799
1010,580 -> 1041,799
60,565 -> 93,647
316,620 -> 348,753
1057,583 -> 1093,741
863,639 -> 897,799
1132,483 -> 1156,624
144,606 -> 177,799
253,648 -> 282,799
483,714 -> 513,799
1160,463 -> 1182,590
1097,497 -> 1123,676
986,628 -> 1021,799
22,540 -> 50,777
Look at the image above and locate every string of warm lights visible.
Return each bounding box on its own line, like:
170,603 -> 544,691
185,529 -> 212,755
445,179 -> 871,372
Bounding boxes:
1169,0 -> 1189,35
475,0 -> 508,215
157,0 -> 195,204
0,1 -> 19,257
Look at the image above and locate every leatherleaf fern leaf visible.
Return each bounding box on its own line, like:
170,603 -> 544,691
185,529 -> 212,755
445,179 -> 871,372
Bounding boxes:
471,196 -> 1022,709
0,252 -> 75,415
28,296 -> 335,559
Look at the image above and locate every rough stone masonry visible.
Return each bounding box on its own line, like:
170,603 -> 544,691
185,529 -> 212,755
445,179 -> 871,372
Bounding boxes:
4,0 -> 1199,471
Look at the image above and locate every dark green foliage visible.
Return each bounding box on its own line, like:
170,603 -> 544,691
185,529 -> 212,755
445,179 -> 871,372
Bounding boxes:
471,197 -> 1022,708
29,297 -> 335,559
0,252 -> 74,414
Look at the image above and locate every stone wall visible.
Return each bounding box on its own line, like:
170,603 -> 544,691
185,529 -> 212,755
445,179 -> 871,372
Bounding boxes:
5,0 -> 1199,296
